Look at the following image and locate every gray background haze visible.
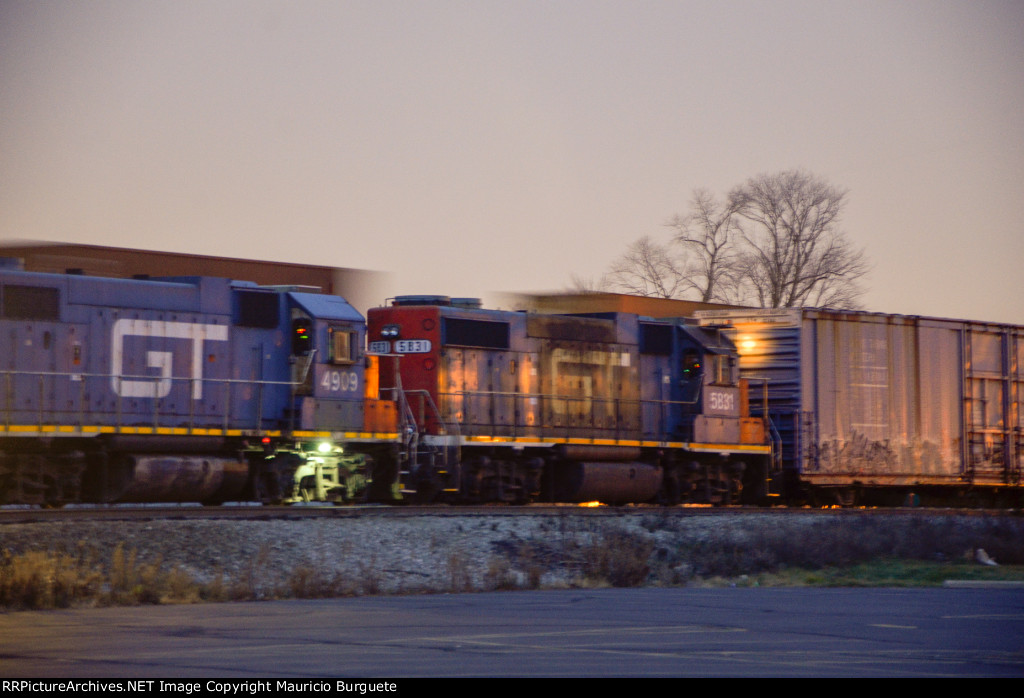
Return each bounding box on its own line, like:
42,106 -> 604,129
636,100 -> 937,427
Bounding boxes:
2,0 -> 1022,322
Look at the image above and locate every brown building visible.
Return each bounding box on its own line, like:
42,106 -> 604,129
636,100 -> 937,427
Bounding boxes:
0,241 -> 389,315
498,290 -> 747,318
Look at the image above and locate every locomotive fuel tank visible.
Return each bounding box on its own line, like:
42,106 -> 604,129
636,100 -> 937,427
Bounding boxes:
552,461 -> 663,503
105,455 -> 250,503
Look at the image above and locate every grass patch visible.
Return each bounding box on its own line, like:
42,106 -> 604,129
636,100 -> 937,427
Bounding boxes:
725,560 -> 1024,588
571,531 -> 654,587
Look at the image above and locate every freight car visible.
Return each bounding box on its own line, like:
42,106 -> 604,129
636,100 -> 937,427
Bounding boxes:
366,296 -> 773,504
695,308 -> 1024,506
0,261 -> 399,506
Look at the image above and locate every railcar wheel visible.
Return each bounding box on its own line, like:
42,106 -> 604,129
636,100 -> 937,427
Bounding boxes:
658,465 -> 682,505
0,452 -> 85,506
833,487 -> 860,507
297,475 -> 317,503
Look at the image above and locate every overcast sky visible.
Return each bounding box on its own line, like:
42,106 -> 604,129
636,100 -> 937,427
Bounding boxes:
2,0 -> 1022,323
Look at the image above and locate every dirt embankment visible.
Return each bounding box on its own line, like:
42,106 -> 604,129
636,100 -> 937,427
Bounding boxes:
2,509 -> 1021,607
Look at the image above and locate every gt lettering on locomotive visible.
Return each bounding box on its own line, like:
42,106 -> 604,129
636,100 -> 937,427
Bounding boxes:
110,318 -> 228,399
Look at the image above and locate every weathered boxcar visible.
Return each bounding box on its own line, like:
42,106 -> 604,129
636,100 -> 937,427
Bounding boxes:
695,308 -> 1024,505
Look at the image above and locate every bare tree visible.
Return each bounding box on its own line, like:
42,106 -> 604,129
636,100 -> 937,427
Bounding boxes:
601,235 -> 689,298
729,170 -> 868,309
566,273 -> 610,294
666,189 -> 743,302
601,190 -> 745,302
575,170 -> 869,309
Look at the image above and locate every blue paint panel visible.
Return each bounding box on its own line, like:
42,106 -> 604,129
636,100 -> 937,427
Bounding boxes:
69,275 -> 206,312
0,268 -> 368,434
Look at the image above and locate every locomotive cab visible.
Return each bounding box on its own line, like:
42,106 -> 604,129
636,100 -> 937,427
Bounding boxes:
282,292 -> 365,433
236,287 -> 378,503
638,318 -> 770,503
639,320 -> 740,441
677,324 -> 742,444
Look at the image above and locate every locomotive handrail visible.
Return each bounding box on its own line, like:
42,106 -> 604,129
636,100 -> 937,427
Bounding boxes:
0,368 -> 301,384
297,349 -> 317,386
434,388 -> 721,443
743,377 -> 782,474
375,353 -> 419,448
373,353 -> 463,490
404,388 -> 462,485
0,367 -> 309,435
402,389 -> 458,439
288,348 -> 317,431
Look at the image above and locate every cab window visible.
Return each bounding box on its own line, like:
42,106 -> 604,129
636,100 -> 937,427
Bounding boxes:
708,355 -> 735,385
330,329 -> 357,365
292,318 -> 313,355
681,350 -> 702,380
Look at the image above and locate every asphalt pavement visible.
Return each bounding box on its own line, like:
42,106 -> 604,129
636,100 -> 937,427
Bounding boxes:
2,587 -> 1022,678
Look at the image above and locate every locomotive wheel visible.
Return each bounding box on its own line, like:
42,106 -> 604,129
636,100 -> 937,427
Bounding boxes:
0,453 -> 85,506
493,475 -> 531,504
298,475 -> 317,503
326,476 -> 349,504
250,462 -> 284,504
658,465 -> 682,505
833,487 -> 860,507
701,463 -> 727,505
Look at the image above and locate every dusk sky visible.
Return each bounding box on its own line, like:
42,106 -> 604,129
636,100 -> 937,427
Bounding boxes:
2,1 -> 1022,322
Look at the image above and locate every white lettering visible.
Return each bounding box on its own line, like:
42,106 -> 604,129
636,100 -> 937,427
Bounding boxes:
394,339 -> 431,353
320,369 -> 359,392
707,389 -> 736,413
111,319 -> 228,400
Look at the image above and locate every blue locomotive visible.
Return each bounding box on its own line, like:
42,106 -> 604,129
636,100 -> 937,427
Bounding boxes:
0,261 -> 398,505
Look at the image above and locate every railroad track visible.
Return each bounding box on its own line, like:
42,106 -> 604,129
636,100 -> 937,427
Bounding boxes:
1,501 -> 1012,525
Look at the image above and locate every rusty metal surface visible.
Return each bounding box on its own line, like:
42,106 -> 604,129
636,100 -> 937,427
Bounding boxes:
536,340 -> 641,438
526,314 -> 619,342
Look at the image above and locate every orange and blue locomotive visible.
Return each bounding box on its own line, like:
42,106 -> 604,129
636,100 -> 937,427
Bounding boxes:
367,295 -> 772,504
